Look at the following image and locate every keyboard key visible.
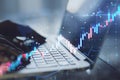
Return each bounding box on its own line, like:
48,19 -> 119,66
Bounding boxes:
64,56 -> 71,60
35,59 -> 44,63
54,56 -> 64,59
44,56 -> 51,58
44,57 -> 54,60
53,55 -> 62,58
35,61 -> 45,64
58,61 -> 69,66
46,60 -> 56,64
53,54 -> 64,57
33,57 -> 43,60
56,59 -> 66,62
33,54 -> 41,57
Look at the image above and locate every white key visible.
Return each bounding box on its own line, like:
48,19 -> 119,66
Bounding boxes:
58,61 -> 69,66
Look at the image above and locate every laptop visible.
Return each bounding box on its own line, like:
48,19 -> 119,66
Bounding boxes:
1,2 -> 109,79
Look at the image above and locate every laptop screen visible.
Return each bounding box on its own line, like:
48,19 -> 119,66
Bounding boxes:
59,0 -> 119,62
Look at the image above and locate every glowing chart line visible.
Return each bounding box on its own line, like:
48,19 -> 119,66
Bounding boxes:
0,47 -> 38,74
77,5 -> 120,49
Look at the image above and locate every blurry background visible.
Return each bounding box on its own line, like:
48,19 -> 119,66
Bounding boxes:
0,0 -> 120,80
0,0 -> 68,39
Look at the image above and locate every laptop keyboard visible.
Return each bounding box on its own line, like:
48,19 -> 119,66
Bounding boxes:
26,44 -> 76,69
